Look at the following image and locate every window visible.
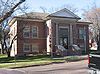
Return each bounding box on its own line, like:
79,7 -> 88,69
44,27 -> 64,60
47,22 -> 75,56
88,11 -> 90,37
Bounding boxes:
23,43 -> 30,52
59,28 -> 68,37
23,26 -> 30,38
32,44 -> 38,52
32,26 -> 38,38
79,28 -> 85,39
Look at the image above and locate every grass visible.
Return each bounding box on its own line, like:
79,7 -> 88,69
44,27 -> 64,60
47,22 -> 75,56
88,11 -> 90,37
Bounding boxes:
0,54 -> 85,68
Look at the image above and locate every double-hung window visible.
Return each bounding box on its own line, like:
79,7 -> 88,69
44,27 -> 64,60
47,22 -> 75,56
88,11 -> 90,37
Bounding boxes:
23,43 -> 30,52
23,26 -> 30,38
79,28 -> 85,39
32,26 -> 38,38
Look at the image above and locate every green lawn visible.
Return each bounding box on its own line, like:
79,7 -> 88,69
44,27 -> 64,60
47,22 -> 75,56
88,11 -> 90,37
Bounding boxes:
0,54 -> 85,68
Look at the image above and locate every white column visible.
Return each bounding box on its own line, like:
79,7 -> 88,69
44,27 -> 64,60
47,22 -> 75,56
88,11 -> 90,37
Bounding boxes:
56,23 -> 59,45
46,20 -> 52,54
70,24 -> 73,45
84,26 -> 86,53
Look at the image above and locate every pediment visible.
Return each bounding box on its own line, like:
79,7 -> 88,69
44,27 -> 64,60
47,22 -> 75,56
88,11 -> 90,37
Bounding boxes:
48,8 -> 80,19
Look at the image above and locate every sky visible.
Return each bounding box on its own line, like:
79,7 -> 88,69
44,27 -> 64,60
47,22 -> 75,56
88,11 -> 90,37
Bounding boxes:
25,0 -> 100,17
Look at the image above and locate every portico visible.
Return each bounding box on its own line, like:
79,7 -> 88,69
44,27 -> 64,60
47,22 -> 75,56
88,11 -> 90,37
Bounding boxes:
46,8 -> 89,55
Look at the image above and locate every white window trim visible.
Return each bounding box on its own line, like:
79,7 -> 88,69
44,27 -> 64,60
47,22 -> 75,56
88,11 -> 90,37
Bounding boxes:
32,26 -> 38,38
59,26 -> 69,29
79,28 -> 85,39
59,26 -> 69,33
23,43 -> 31,52
23,26 -> 30,38
58,27 -> 69,44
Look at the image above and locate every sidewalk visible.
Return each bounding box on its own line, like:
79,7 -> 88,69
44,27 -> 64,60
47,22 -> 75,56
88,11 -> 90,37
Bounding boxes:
0,69 -> 26,74
53,55 -> 88,61
0,55 -> 88,74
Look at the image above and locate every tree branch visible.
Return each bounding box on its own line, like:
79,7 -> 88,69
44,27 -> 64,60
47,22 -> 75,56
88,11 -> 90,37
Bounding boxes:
0,1 -> 24,24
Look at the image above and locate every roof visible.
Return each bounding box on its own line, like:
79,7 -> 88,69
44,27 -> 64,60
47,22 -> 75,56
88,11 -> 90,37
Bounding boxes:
48,8 -> 81,19
14,8 -> 81,20
77,20 -> 92,25
15,12 -> 49,20
9,8 -> 85,26
9,12 -> 49,26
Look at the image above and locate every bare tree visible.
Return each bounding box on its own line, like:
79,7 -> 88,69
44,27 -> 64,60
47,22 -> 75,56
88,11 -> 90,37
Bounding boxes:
40,6 -> 47,13
83,5 -> 100,50
40,4 -> 78,13
0,0 -> 26,57
0,0 -> 26,23
1,25 -> 24,57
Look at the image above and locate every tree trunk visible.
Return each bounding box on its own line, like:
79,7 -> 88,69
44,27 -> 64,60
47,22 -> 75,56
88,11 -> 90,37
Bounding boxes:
0,49 -> 4,54
7,50 -> 11,57
98,41 -> 100,51
1,43 -> 5,54
97,29 -> 100,51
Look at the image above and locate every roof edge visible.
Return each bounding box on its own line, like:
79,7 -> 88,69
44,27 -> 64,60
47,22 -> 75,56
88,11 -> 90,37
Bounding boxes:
47,15 -> 81,19
77,21 -> 92,24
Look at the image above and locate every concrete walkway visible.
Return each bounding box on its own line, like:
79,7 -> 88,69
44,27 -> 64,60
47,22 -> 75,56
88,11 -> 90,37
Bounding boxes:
0,69 -> 26,74
18,60 -> 88,74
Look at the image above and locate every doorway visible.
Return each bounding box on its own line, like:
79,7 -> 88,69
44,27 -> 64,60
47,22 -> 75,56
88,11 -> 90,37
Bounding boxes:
59,27 -> 69,49
59,37 -> 68,49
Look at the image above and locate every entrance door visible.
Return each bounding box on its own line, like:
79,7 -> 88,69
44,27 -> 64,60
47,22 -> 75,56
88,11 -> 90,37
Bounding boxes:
59,28 -> 69,49
59,37 -> 68,49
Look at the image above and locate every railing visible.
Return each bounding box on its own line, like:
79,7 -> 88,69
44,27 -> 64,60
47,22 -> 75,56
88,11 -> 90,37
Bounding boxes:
55,45 -> 66,51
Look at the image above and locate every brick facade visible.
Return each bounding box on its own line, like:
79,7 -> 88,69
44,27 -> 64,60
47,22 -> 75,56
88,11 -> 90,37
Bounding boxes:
9,8 -> 90,56
15,19 -> 46,56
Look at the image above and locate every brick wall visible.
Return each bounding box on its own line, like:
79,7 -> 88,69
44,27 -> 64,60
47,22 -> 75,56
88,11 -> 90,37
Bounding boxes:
17,19 -> 46,55
75,24 -> 89,53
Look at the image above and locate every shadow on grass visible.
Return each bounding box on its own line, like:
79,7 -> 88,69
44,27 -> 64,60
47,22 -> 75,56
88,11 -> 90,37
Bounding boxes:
0,55 -> 51,63
0,55 -> 83,63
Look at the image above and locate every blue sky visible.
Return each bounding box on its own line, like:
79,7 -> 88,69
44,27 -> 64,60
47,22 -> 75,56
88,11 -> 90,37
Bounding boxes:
25,0 -> 100,17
